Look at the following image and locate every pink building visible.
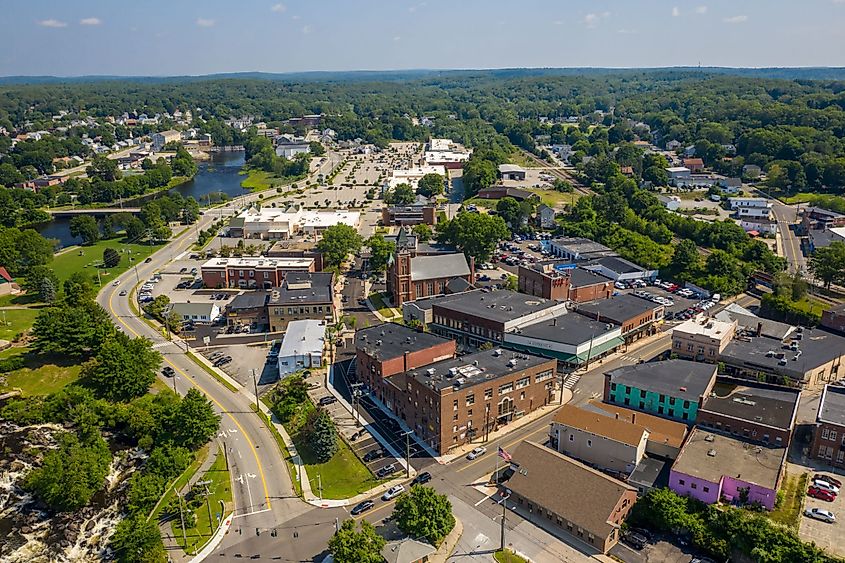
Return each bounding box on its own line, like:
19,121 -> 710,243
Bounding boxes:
669,428 -> 786,510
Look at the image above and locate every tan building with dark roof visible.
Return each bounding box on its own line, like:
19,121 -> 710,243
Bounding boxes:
590,401 -> 689,460
505,440 -> 638,554
549,404 -> 649,476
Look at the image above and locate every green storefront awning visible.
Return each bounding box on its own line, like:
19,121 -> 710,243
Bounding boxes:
506,336 -> 624,364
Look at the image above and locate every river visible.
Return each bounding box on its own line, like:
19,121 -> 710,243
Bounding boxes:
34,151 -> 246,249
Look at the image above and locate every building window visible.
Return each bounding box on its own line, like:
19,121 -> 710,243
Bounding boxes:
691,483 -> 697,490
453,413 -> 458,421
831,431 -> 838,442
499,382 -> 513,394
838,450 -> 845,464
683,400 -> 690,409
703,486 -> 710,493
516,376 -> 530,389
453,399 -> 458,411
611,382 -> 617,391
485,389 -> 493,400
823,428 -> 830,440
679,479 -> 685,485
682,412 -> 689,421
466,394 -> 475,406
467,409 -> 473,416
569,434 -> 574,442
520,391 -> 525,400
640,389 -> 646,399
587,439 -> 592,448
535,369 -> 553,382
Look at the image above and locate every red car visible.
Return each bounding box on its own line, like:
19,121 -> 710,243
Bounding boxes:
808,486 -> 837,502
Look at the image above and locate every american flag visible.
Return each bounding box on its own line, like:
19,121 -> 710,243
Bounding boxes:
497,446 -> 512,462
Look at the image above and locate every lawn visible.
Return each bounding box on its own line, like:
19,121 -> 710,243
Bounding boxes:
780,192 -> 845,214
769,470 -> 807,529
529,188 -> 578,209
368,292 -> 400,320
285,400 -> 381,499
150,444 -> 209,522
171,450 -> 232,554
792,296 -> 828,317
0,308 -> 41,340
51,238 -> 164,285
494,549 -> 528,563
0,352 -> 83,396
240,169 -> 275,190
462,197 -> 498,209
509,151 -> 536,168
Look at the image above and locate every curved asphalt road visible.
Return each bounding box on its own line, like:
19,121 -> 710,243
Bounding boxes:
96,153 -> 342,551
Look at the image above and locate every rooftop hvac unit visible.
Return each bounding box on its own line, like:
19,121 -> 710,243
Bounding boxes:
493,349 -> 503,357
707,449 -> 717,457
507,359 -> 517,368
705,434 -> 715,442
426,368 -> 436,376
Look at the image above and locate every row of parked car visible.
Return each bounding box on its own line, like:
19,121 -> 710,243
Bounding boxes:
349,471 -> 433,516
805,473 -> 840,524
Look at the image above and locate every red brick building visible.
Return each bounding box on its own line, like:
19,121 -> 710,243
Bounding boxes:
518,264 -> 613,303
683,158 -> 705,172
811,385 -> 845,466
355,323 -> 456,400
821,304 -> 845,335
575,293 -> 663,344
389,346 -> 556,454
381,205 -> 437,226
200,256 -> 316,289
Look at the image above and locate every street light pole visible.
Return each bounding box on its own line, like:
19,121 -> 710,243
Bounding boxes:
351,382 -> 363,427
403,430 -> 412,478
251,368 -> 260,413
500,492 -> 510,552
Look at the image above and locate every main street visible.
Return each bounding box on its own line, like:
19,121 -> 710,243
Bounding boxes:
96,154 -> 343,553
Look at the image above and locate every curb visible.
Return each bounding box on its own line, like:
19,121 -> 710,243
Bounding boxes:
186,511 -> 234,563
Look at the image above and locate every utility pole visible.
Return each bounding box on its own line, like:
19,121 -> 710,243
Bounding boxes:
176,488 -> 188,548
500,492 -> 510,552
351,382 -> 363,427
317,473 -> 323,502
172,374 -> 178,393
484,405 -> 491,443
204,484 -> 213,537
251,368 -> 260,413
404,430 -> 412,478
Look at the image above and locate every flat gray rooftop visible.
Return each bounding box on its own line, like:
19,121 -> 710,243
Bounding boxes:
355,323 -> 452,362
607,359 -> 717,402
672,428 -> 786,490
431,289 -> 560,324
513,312 -> 618,345
819,385 -> 845,426
577,293 -> 658,324
406,348 -> 552,392
701,379 -> 800,430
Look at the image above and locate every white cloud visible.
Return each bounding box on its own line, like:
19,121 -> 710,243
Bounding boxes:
79,17 -> 101,25
409,2 -> 427,13
302,24 -> 313,34
834,0 -> 845,4
671,6 -> 680,17
37,19 -> 67,28
271,3 -> 286,12
617,28 -> 638,34
723,14 -> 748,24
393,35 -> 401,41
196,18 -> 215,27
583,12 -> 610,28
695,5 -> 708,14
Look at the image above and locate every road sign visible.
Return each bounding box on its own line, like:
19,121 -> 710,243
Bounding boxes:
203,336 -> 211,345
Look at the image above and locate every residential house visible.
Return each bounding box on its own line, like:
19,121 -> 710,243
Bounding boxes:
728,198 -> 772,220
549,404 -> 649,477
536,204 -> 555,229
683,158 -> 704,173
165,302 -> 221,324
504,440 -> 638,554
589,401 -> 689,460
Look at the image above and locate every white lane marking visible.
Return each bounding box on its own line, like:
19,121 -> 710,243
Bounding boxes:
474,492 -> 496,507
232,508 -> 272,520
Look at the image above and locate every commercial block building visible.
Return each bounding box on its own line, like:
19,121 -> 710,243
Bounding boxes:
381,205 -> 438,226
575,294 -> 663,344
429,289 -> 568,349
498,164 -> 526,181
267,272 -> 335,332
224,291 -> 269,328
389,166 -> 447,190
582,256 -> 658,283
152,129 -> 181,151
669,428 -> 786,510
547,237 -> 617,262
518,263 -> 613,302
355,323 -> 456,400
505,441 -> 638,554
604,360 -> 718,423
671,315 -> 737,362
400,348 -> 556,454
719,328 -> 845,388
810,385 -> 845,467
201,256 -> 315,289
504,313 -> 623,368
696,377 -> 800,449
589,401 -> 689,460
228,207 -> 361,240
549,404 -> 649,477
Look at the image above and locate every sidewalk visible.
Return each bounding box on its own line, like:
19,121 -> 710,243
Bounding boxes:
159,442 -> 223,562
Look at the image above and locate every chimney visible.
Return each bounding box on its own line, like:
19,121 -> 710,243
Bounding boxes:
631,412 -> 636,425
756,322 -> 763,337
615,412 -> 619,420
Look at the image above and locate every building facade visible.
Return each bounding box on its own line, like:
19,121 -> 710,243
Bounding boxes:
671,315 -> 737,362
518,264 -> 613,303
200,256 -> 316,289
267,272 -> 335,332
810,385 -> 845,467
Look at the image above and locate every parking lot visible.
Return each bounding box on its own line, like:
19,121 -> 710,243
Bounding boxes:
200,341 -> 278,388
799,473 -> 845,557
611,537 -> 702,563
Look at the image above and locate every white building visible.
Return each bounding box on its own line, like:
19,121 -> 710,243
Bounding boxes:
389,166 -> 447,190
230,207 -> 361,240
277,319 -> 325,376
165,302 -> 221,323
423,138 -> 471,169
666,167 -> 691,184
728,198 -> 772,220
740,218 -> 778,235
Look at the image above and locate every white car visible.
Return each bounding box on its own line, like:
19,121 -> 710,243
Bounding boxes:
466,447 -> 487,460
812,479 -> 840,494
112,280 -> 121,286
382,484 -> 405,501
805,507 -> 836,523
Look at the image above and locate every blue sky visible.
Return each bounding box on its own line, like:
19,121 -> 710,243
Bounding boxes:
2,0 -> 844,76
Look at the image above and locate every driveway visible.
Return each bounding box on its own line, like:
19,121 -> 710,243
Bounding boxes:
799,474 -> 845,557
